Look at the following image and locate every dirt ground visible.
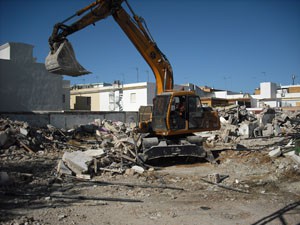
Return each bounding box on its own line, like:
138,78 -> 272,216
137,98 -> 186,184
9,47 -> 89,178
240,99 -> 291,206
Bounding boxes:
1,142 -> 300,225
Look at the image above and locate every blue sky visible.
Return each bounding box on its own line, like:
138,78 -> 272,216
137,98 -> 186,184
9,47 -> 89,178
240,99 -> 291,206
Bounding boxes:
1,0 -> 299,94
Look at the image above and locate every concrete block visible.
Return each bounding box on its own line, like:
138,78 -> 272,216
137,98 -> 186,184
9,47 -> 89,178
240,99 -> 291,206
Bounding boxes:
19,127 -> 28,136
62,151 -> 93,175
131,165 -> 145,174
268,147 -> 282,158
238,122 -> 257,138
262,124 -> 273,137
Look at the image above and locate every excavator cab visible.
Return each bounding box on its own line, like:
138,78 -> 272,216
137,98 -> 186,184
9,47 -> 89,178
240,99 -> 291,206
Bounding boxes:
45,40 -> 90,76
151,92 -> 220,136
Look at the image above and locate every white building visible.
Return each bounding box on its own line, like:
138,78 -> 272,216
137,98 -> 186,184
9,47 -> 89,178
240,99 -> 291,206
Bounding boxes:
277,85 -> 300,107
251,82 -> 300,108
0,42 -> 70,112
71,81 -> 156,111
100,81 -> 156,111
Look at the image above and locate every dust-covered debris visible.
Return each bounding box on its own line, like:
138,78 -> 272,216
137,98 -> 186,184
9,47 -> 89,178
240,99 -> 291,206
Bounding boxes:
1,106 -> 300,180
1,111 -> 300,225
205,105 -> 300,150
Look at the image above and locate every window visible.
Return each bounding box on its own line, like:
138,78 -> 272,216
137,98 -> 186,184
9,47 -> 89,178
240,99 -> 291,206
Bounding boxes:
130,93 -> 136,103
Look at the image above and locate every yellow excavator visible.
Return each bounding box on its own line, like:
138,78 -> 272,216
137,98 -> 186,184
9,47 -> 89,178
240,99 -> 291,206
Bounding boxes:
45,0 -> 220,163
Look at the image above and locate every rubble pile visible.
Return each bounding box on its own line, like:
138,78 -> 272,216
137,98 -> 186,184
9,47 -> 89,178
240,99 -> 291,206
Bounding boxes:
0,117 -> 80,157
0,117 -> 144,179
1,105 -> 300,180
214,105 -> 300,141
57,119 -> 143,179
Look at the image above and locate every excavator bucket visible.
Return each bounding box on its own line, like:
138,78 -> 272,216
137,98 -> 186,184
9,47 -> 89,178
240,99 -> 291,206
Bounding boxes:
45,40 -> 90,76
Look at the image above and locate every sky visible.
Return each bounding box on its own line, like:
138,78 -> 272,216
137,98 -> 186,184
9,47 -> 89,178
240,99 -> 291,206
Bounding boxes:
0,0 -> 299,94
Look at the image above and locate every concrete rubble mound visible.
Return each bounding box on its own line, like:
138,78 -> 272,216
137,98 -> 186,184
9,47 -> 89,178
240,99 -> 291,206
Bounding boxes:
1,105 -> 300,180
208,105 -> 300,144
0,117 -> 144,179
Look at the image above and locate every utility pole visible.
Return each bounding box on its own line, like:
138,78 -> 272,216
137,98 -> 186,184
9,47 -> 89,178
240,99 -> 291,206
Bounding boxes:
136,67 -> 139,82
292,74 -> 296,85
145,70 -> 149,82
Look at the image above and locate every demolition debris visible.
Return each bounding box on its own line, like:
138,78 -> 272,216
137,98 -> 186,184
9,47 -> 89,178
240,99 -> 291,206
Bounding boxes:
0,105 -> 300,181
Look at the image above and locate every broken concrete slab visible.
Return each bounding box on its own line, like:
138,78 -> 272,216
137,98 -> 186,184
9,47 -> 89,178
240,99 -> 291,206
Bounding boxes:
62,151 -> 94,175
269,147 -> 282,158
83,149 -> 105,158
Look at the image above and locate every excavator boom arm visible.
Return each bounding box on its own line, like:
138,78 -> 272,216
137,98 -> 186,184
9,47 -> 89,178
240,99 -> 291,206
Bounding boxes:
46,0 -> 173,94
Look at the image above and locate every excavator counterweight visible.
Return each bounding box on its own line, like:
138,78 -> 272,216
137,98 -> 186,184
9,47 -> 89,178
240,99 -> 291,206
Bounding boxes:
45,40 -> 90,76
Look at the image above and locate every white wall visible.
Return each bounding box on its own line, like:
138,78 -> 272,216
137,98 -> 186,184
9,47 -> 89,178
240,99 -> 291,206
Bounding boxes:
214,91 -> 244,99
99,91 -> 110,111
213,91 -> 227,98
98,82 -> 155,111
123,88 -> 148,111
260,82 -> 277,99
